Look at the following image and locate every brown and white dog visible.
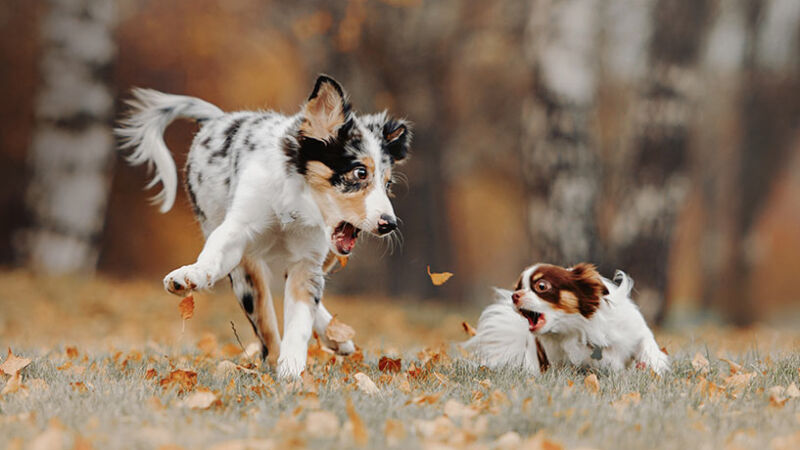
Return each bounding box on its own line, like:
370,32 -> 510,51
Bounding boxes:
465,263 -> 669,374
117,75 -> 411,378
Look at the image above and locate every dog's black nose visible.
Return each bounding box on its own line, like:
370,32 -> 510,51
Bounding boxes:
377,214 -> 397,235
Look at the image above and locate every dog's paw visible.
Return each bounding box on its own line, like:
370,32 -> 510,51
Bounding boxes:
163,264 -> 214,295
277,354 -> 306,380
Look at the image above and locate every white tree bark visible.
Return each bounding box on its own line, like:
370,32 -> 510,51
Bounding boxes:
23,0 -> 116,273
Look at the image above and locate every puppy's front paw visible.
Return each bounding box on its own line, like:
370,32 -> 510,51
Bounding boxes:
277,354 -> 306,380
163,264 -> 213,295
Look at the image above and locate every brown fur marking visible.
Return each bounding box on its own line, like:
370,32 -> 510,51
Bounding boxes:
536,338 -> 550,372
300,82 -> 345,140
530,263 -> 606,318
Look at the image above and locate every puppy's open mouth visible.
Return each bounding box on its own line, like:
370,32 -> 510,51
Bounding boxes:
332,221 -> 360,255
519,309 -> 546,333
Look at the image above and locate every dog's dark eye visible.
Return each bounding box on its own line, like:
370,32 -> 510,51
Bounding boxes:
385,179 -> 392,190
534,279 -> 552,293
352,166 -> 368,180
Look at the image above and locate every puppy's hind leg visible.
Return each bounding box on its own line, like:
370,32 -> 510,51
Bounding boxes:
229,258 -> 281,366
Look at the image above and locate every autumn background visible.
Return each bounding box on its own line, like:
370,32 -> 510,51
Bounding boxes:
1,1 -> 800,449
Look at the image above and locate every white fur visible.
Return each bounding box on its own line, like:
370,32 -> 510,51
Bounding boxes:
118,83 -> 398,378
465,269 -> 669,374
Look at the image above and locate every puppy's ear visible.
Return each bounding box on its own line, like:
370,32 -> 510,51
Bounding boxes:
301,75 -> 351,141
570,263 -> 608,318
382,118 -> 412,162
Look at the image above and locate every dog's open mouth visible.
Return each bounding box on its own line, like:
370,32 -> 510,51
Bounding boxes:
519,309 -> 546,333
332,221 -> 360,255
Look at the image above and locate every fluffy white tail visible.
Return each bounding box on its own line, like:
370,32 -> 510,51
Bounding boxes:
116,88 -> 224,213
463,289 -> 541,374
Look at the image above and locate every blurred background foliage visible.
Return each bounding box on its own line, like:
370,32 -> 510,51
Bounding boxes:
0,0 -> 798,326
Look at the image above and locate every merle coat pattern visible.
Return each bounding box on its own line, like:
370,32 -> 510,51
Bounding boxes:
118,76 -> 411,378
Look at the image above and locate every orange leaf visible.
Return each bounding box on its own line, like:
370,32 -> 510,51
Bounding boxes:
461,321 -> 477,337
66,347 -> 79,359
325,315 -> 355,344
179,295 -> 195,321
378,356 -> 402,373
427,266 -> 454,286
337,255 -> 349,269
0,348 -> 31,376
145,368 -> 158,380
584,374 -> 600,394
159,369 -> 198,393
346,397 -> 368,446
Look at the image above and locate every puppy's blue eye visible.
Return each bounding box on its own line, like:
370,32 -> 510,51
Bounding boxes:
352,167 -> 367,180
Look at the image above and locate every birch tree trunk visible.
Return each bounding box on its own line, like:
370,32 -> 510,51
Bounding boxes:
22,0 -> 116,273
522,0 -> 602,265
605,0 -> 710,323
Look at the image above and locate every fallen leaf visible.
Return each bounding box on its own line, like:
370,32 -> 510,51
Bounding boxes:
494,431 -> 522,449
305,410 -> 340,438
145,368 -> 158,380
378,356 -> 402,373
29,420 -> 64,450
443,399 -> 479,419
0,348 -> 31,375
66,347 -> 79,359
785,382 -> 800,398
179,295 -> 195,320
461,321 -> 477,337
70,382 -> 88,393
27,378 -> 49,391
337,255 -> 349,269
584,374 -> 600,394
771,431 -> 800,450
719,357 -> 742,375
221,343 -> 243,358
181,389 -> 218,409
197,335 -> 218,355
354,372 -> 380,396
1,372 -> 22,395
159,369 -> 198,393
345,397 -> 368,446
384,419 -> 406,447
325,316 -> 355,344
412,391 -> 443,405
692,352 -> 709,374
427,265 -> 454,286
723,372 -> 756,389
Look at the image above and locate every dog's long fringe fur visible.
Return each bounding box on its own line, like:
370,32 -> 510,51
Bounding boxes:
115,88 -> 224,212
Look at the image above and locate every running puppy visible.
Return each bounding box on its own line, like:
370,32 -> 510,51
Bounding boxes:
465,263 -> 669,374
117,75 -> 411,378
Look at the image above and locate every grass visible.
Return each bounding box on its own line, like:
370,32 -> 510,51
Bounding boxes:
1,271 -> 799,449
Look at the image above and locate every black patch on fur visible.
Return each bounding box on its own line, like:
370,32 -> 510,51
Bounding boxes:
308,75 -> 353,119
314,296 -> 320,305
201,137 -> 212,148
241,293 -> 254,314
245,273 -> 253,287
184,162 -> 206,221
382,119 -> 411,162
211,117 -> 245,160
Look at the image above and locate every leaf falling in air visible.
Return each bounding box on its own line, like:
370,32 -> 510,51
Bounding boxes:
0,348 -> 31,376
179,295 -> 195,321
461,321 -> 477,337
378,356 -> 402,373
337,255 -> 349,269
427,265 -> 454,286
325,315 -> 355,344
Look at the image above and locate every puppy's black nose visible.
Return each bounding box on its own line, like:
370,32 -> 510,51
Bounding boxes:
512,291 -> 523,305
377,214 -> 397,235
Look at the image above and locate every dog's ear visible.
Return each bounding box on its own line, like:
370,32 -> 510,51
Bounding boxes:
569,263 -> 608,317
382,118 -> 412,162
301,75 -> 351,141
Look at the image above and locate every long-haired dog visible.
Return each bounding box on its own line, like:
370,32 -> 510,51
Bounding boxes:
117,75 -> 411,378
465,263 -> 669,374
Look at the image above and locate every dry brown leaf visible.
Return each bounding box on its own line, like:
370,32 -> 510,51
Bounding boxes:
723,372 -> 756,389
197,335 -> 218,355
412,391 -> 443,405
221,343 -> 243,358
1,372 -> 22,395
584,374 -> 600,394
611,392 -> 641,414
354,372 -> 380,396
66,347 -> 79,359
719,357 -> 742,375
427,265 -> 454,286
461,321 -> 477,337
692,352 -> 709,374
181,389 -> 218,409
73,435 -> 92,450
159,369 -> 198,393
325,315 -> 355,344
337,255 -> 349,269
384,419 -> 406,447
378,356 -> 402,373
494,431 -> 522,449
145,368 -> 158,380
345,397 -> 368,446
0,348 -> 31,376
443,399 -> 479,419
305,410 -> 339,438
785,382 -> 800,398
179,295 -> 195,320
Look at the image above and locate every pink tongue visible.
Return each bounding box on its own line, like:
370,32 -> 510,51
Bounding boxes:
335,224 -> 357,254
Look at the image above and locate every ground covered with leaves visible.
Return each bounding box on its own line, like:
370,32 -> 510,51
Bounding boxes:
1,272 -> 799,449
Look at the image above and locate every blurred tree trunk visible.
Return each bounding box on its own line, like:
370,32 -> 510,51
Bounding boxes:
706,0 -> 800,324
604,0 -> 711,323
521,0 -> 602,265
22,0 -> 116,273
